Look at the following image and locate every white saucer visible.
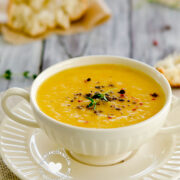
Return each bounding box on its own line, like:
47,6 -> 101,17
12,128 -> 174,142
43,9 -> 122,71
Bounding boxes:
0,100 -> 180,180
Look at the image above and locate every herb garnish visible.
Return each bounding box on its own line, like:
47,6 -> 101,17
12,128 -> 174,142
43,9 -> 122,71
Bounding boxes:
23,71 -> 37,79
0,70 -> 38,80
32,74 -> 38,79
86,92 -> 109,110
3,70 -> 12,80
23,71 -> 30,78
92,93 -> 108,101
86,97 -> 97,110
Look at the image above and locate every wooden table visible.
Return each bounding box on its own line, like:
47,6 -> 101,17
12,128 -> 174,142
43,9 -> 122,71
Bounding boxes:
0,0 -> 180,92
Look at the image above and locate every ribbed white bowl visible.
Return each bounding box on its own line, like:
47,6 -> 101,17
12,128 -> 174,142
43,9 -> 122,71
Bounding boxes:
0,100 -> 180,180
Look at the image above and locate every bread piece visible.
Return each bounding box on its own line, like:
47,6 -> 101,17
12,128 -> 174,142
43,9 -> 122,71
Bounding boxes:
7,0 -> 88,37
1,0 -> 111,44
28,0 -> 45,11
63,0 -> 89,21
155,54 -> 180,88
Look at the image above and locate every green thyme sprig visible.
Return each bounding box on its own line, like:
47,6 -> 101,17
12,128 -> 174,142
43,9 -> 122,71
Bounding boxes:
86,97 -> 97,110
0,70 -> 38,80
3,70 -> 12,80
86,92 -> 109,110
23,71 -> 37,79
92,93 -> 108,101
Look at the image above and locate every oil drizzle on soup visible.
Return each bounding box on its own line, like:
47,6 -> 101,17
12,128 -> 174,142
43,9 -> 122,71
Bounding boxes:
37,64 -> 166,128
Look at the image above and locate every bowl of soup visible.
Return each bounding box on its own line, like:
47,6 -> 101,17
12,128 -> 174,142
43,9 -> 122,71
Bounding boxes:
1,56 -> 174,165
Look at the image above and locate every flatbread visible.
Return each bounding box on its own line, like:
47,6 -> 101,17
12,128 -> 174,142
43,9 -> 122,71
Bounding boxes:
155,54 -> 180,88
7,0 -> 89,36
0,0 -> 111,44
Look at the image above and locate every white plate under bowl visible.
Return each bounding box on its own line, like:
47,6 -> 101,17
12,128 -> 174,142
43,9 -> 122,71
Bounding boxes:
0,100 -> 180,180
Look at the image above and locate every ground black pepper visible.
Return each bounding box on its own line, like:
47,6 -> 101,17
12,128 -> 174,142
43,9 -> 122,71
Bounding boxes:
162,25 -> 171,31
112,96 -> 117,100
95,86 -> 101,89
107,97 -> 112,101
118,89 -> 125,94
109,84 -> 114,87
86,93 -> 92,97
151,93 -> 158,97
77,106 -> 83,109
115,108 -> 121,111
75,93 -> 82,96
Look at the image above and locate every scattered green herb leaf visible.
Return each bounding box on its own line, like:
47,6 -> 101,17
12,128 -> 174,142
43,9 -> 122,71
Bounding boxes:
3,70 -> 12,80
23,71 -> 30,78
92,93 -> 108,102
0,69 -> 38,80
86,97 -> 97,110
32,74 -> 37,79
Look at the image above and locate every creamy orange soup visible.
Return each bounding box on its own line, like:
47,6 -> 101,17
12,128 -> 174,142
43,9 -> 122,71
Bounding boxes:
37,64 -> 165,128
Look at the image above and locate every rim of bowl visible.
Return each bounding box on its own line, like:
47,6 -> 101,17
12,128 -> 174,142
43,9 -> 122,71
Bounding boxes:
31,55 -> 172,132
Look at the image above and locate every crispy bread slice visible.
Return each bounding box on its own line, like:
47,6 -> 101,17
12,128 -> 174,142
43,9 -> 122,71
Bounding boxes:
63,0 -> 89,21
155,54 -> 180,88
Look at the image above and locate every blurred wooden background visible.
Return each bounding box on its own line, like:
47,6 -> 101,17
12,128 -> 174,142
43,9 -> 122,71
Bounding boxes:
0,0 -> 180,92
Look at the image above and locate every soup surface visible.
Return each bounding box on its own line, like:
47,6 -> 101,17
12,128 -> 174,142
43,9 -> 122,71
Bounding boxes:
37,64 -> 165,128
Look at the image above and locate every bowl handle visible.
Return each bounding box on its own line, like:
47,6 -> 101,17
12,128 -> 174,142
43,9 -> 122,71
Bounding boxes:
160,95 -> 180,134
1,88 -> 39,128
